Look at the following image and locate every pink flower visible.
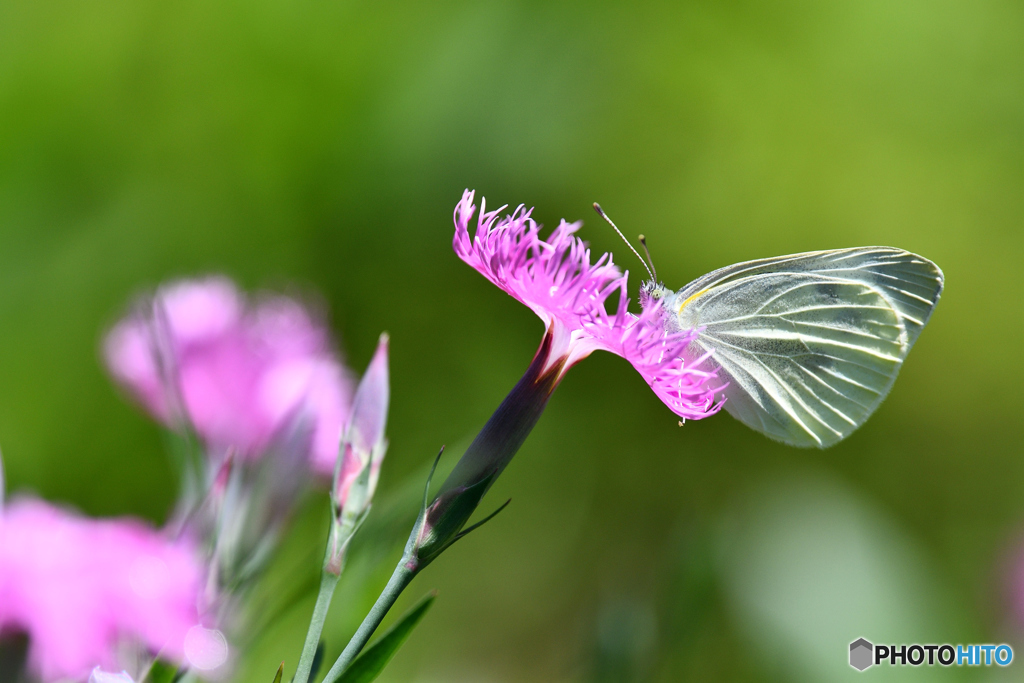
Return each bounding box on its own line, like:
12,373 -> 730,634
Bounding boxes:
104,277 -> 355,475
453,190 -> 722,421
406,192 -> 724,570
0,498 -> 209,681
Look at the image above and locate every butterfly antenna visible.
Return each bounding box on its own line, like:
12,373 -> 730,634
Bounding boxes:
593,203 -> 654,281
637,234 -> 657,282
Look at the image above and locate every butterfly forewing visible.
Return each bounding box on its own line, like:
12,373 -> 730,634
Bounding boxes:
673,248 -> 942,448
676,248 -> 942,344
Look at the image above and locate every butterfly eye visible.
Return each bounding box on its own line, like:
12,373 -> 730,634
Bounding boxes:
652,290 -> 663,300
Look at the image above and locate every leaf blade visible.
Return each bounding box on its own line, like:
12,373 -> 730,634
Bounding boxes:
143,660 -> 180,683
336,592 -> 436,683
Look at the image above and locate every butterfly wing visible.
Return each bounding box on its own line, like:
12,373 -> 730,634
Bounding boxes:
673,248 -> 943,448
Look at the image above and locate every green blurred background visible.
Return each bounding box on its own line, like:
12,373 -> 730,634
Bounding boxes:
1,0 -> 1022,680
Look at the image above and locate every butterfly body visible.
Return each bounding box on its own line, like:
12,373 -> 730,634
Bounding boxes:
641,248 -> 943,448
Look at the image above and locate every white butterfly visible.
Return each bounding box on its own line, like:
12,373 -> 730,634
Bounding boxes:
596,207 -> 944,448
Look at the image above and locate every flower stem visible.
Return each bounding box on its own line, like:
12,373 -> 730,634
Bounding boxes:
321,562 -> 416,683
293,569 -> 340,683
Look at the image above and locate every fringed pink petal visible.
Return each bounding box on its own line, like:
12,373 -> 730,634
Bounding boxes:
583,301 -> 726,421
454,190 -> 624,331
454,190 -> 726,422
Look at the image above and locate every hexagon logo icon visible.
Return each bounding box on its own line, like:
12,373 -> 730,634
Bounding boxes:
850,638 -> 874,671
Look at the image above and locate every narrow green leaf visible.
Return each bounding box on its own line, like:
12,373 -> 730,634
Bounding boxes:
144,660 -> 180,683
272,662 -> 283,683
337,592 -> 436,683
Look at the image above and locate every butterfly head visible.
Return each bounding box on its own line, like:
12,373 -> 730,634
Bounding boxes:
640,279 -> 673,310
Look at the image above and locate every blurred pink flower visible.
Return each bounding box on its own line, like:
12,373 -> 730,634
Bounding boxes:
0,498 -> 208,682
453,190 -> 722,420
104,277 -> 355,474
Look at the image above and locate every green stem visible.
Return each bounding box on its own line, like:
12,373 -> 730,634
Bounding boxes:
321,561 -> 416,683
293,569 -> 340,683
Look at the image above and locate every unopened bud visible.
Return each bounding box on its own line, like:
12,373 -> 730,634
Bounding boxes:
326,333 -> 390,574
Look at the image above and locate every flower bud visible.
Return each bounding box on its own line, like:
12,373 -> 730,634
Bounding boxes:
326,334 -> 390,574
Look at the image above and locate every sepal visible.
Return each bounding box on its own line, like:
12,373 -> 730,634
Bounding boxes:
401,448 -> 510,572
